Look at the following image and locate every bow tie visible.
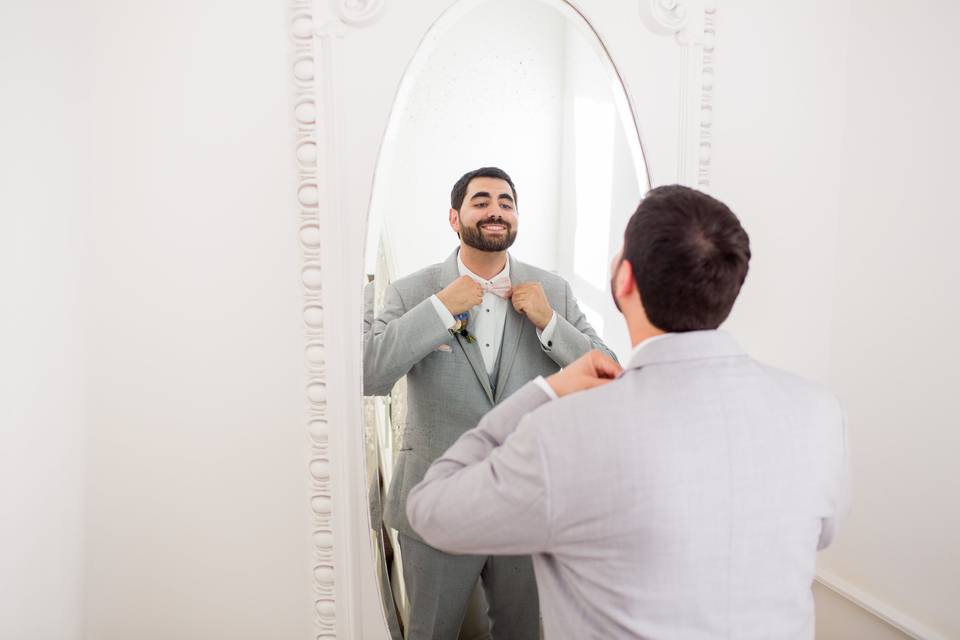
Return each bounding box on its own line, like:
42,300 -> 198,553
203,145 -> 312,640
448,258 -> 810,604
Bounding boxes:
481,275 -> 512,298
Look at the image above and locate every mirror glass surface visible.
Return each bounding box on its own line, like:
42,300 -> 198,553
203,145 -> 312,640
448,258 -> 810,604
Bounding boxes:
363,0 -> 649,636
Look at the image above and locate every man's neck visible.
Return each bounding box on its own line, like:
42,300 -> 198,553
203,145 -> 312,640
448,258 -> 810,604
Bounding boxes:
626,314 -> 666,348
459,244 -> 508,280
630,329 -> 665,348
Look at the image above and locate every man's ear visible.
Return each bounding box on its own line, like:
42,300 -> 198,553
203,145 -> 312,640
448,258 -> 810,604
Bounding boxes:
449,208 -> 460,235
616,259 -> 637,300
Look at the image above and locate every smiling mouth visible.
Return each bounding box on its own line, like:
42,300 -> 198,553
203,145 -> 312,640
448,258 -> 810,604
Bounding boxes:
480,223 -> 508,232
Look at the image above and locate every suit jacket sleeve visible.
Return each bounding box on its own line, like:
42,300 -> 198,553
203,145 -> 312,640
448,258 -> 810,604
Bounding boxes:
363,282 -> 451,396
542,279 -> 618,367
406,381 -> 554,555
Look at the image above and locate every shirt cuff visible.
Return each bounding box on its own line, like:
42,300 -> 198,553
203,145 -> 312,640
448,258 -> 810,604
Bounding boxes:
536,310 -> 558,349
533,376 -> 559,401
430,294 -> 456,330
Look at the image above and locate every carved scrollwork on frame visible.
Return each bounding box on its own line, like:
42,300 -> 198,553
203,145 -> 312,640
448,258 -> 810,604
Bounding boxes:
639,0 -> 718,188
640,0 -> 693,34
293,0 -> 389,637
697,6 -> 716,188
331,0 -> 387,27
291,1 -> 339,637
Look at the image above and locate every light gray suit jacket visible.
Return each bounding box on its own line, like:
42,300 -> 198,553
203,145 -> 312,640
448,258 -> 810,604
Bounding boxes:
364,248 -> 615,540
408,330 -> 851,639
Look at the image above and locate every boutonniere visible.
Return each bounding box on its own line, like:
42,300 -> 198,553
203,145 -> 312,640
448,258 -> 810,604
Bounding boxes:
450,312 -> 476,343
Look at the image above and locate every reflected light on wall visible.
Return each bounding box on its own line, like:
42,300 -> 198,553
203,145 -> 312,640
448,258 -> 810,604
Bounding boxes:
573,95 -> 615,291
609,78 -> 648,190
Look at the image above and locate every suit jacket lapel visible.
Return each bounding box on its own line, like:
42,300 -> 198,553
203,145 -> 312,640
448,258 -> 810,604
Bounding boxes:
455,331 -> 495,404
494,254 -> 526,403
437,248 -> 460,288
438,248 -> 495,404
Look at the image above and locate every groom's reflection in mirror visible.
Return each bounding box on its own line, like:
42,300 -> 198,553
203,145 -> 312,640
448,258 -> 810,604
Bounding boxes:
363,167 -> 616,639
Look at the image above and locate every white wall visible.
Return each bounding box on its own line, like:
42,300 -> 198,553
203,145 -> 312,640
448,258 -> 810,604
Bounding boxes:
820,1 -> 960,636
3,3 -> 314,635
716,1 -> 960,637
712,0 -> 852,383
0,3 -> 91,638
814,582 -> 910,640
84,1 -> 312,638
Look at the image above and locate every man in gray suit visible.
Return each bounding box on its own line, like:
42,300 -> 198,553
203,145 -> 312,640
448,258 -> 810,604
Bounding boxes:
408,185 -> 851,639
364,167 -> 615,639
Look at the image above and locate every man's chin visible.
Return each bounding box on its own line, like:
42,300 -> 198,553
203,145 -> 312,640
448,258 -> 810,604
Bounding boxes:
484,241 -> 516,252
462,232 -> 517,252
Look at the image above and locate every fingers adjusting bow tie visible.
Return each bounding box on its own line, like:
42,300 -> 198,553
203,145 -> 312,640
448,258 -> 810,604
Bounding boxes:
482,275 -> 512,298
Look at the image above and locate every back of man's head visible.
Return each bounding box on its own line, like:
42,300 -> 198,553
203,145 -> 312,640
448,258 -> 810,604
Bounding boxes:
623,185 -> 751,332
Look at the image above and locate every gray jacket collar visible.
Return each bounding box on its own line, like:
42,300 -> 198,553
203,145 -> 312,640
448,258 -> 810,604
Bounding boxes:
439,248 -> 460,286
624,330 -> 745,371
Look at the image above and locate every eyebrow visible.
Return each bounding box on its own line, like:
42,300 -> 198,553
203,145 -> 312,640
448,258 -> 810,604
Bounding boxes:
470,191 -> 515,203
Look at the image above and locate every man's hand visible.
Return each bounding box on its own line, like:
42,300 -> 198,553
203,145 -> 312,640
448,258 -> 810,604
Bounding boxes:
437,276 -> 484,316
509,282 -> 553,330
546,350 -> 623,398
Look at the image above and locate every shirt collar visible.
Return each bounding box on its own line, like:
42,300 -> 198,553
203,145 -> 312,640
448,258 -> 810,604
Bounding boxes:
628,333 -> 672,361
457,251 -> 510,284
623,330 -> 744,372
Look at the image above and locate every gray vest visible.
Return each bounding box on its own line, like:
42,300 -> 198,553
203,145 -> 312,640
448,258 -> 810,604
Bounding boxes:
471,306 -> 507,396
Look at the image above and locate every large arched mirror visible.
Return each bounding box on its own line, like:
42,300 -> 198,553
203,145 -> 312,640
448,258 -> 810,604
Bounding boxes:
361,0 -> 649,636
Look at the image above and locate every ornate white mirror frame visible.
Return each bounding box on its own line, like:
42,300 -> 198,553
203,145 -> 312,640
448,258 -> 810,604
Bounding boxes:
289,0 -> 717,636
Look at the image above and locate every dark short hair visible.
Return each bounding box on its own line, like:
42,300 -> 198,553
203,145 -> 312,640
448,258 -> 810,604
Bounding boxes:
450,167 -> 518,211
623,185 -> 751,332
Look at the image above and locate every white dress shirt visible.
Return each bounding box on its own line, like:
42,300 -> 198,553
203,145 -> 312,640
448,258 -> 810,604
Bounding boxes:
430,252 -> 557,376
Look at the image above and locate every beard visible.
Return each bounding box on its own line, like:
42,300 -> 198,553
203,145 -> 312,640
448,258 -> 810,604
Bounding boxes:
459,215 -> 517,252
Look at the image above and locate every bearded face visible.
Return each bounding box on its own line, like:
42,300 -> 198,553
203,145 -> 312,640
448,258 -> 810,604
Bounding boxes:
452,177 -> 519,252
459,214 -> 517,252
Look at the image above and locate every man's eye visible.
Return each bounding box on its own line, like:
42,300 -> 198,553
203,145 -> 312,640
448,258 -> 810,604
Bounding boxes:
501,203 -> 513,209
476,202 -> 487,207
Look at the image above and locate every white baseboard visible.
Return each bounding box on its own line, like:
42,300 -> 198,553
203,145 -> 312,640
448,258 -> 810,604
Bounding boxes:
815,571 -> 947,640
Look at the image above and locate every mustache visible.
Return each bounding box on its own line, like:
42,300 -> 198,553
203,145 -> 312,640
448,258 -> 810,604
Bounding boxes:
477,218 -> 511,230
